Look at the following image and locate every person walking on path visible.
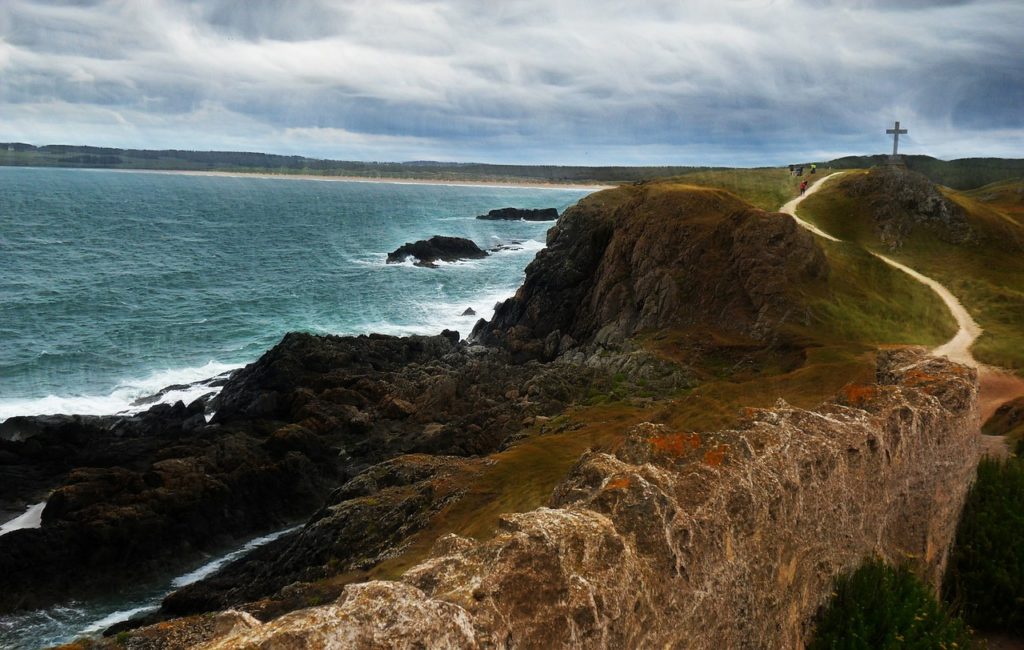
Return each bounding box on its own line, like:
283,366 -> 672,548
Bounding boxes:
799,180 -> 808,195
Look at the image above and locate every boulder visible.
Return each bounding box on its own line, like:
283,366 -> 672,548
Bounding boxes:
386,236 -> 487,267
476,207 -> 559,221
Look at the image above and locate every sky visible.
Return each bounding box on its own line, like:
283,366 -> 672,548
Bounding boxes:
0,0 -> 1021,166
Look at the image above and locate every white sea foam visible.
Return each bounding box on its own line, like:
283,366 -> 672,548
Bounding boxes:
170,525 -> 301,589
0,361 -> 243,421
354,284 -> 520,340
0,502 -> 46,537
77,606 -> 156,635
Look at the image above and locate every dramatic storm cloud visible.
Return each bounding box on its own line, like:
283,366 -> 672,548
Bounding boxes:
0,0 -> 1020,164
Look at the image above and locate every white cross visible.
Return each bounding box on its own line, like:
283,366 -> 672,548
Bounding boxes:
886,120 -> 908,157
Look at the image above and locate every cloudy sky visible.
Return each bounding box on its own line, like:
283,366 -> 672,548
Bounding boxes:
0,0 -> 1020,166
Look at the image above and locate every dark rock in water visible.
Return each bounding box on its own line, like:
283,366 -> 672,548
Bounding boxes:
488,240 -> 524,253
476,207 -> 559,221
462,307 -> 476,316
472,183 -> 828,361
386,236 -> 487,268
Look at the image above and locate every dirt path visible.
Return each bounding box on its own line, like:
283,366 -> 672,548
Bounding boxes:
782,173 -> 1024,456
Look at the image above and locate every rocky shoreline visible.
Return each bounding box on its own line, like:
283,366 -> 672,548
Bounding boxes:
0,175 -> 986,648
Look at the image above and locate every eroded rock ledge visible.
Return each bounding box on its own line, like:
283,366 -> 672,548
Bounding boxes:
198,350 -> 979,649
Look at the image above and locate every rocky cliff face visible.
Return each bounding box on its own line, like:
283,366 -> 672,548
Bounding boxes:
197,350 -> 979,649
471,183 -> 828,360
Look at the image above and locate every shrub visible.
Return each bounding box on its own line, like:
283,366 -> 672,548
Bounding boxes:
810,559 -> 972,649
944,457 -> 1024,632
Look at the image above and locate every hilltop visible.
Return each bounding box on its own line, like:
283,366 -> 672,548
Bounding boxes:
799,165 -> 1024,373
825,154 -> 1024,190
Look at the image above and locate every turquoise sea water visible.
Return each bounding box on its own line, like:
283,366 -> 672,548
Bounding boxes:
0,167 -> 595,421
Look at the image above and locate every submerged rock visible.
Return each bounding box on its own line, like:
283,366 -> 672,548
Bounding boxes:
476,207 -> 559,221
386,236 -> 487,267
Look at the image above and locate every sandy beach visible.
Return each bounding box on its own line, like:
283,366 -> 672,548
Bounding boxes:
112,168 -> 616,192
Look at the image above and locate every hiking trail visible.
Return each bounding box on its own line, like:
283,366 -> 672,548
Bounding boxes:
781,172 -> 1024,457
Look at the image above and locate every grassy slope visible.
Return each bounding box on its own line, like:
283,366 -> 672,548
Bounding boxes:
340,174 -> 956,582
799,171 -> 1024,373
230,170 -> 961,611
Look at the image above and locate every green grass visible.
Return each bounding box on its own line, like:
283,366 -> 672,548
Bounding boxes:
944,457 -> 1024,633
799,239 -> 957,347
799,171 -> 1024,372
810,558 -> 974,649
663,167 -> 797,211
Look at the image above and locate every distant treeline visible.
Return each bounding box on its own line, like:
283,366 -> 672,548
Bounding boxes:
0,143 -> 712,184
825,154 -> 1024,190
1,143 -> 1020,189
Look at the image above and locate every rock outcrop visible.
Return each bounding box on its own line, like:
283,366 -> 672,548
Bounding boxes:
197,351 -> 980,649
472,183 -> 828,360
0,332 -> 594,613
841,166 -> 973,248
386,236 -> 488,267
476,207 -> 559,221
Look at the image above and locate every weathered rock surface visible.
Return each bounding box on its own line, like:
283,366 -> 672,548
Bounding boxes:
472,183 -> 828,360
476,207 -> 559,221
0,332 -> 593,613
196,351 -> 980,649
160,454 -> 484,617
386,236 -> 487,267
841,166 -> 974,248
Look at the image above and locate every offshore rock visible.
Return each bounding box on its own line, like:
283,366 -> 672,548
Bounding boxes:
471,183 -> 828,360
476,207 -> 559,221
197,351 -> 979,649
386,236 -> 487,267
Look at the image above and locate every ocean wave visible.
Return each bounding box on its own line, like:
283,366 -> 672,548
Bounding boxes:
0,360 -> 243,421
351,285 -> 517,339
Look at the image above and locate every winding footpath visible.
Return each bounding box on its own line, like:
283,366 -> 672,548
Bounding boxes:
782,173 -> 1024,457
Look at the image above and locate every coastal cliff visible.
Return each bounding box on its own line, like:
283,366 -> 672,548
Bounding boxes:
197,350 -> 979,649
472,182 -> 827,359
4,178 -> 985,647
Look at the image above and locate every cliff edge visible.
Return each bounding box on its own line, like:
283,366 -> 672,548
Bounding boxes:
471,182 -> 828,360
198,350 -> 979,649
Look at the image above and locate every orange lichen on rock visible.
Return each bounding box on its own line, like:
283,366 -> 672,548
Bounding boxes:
605,477 -> 632,491
702,444 -> 730,467
649,432 -> 702,456
841,383 -> 878,407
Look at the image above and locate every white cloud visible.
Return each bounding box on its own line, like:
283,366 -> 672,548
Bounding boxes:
0,0 -> 1020,164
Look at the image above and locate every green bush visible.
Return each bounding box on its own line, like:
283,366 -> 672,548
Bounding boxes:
945,457 -> 1024,632
810,559 -> 972,649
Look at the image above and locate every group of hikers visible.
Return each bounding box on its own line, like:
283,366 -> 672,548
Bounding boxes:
789,162 -> 817,195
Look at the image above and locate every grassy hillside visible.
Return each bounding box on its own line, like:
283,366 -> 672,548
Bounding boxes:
284,180 -> 960,604
963,178 -> 1024,225
826,154 -> 1024,190
800,170 -> 1024,372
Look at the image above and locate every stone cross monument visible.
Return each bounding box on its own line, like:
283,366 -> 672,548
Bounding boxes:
886,120 -> 908,163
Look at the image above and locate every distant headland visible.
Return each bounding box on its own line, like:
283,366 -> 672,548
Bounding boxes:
2,142 -> 1022,189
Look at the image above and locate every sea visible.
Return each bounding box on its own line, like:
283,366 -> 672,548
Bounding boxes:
0,166 -> 596,421
0,166 -> 596,647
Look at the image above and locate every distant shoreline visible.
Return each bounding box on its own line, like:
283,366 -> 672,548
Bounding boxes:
103,167 -> 618,191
